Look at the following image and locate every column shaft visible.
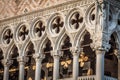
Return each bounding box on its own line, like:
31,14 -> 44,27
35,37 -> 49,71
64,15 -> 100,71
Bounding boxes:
3,66 -> 9,80
35,60 -> 42,80
53,56 -> 60,80
73,54 -> 79,80
96,50 -> 105,80
118,60 -> 120,80
19,62 -> 25,80
2,59 -> 12,80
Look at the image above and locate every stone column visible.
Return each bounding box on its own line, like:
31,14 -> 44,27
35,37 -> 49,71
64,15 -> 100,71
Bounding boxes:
17,56 -> 28,80
2,59 -> 13,80
33,53 -> 45,80
96,50 -> 105,80
118,59 -> 120,80
71,47 -> 80,80
52,50 -> 62,80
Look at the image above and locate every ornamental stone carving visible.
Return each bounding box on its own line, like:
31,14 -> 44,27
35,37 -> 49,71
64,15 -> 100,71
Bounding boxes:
51,50 -> 63,57
0,1 -> 120,76
2,59 -> 13,67
30,18 -> 46,39
85,3 -> 95,28
17,56 -> 29,64
66,8 -> 84,33
33,53 -> 45,61
34,20 -> 45,37
18,25 -> 29,41
47,13 -> 64,37
1,28 -> 13,45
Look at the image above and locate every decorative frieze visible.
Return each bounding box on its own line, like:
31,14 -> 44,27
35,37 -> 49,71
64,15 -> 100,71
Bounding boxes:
0,0 -> 95,26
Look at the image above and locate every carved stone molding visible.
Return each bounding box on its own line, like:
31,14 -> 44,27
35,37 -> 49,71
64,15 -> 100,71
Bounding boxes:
0,0 -> 95,26
2,59 -> 13,67
33,53 -> 45,62
70,47 -> 80,56
51,50 -> 63,57
17,56 -> 29,64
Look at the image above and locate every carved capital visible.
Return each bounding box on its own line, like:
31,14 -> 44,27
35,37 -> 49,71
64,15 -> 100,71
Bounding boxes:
51,50 -> 63,57
2,59 -> 13,67
33,53 -> 45,62
92,36 -> 111,52
95,49 -> 106,55
70,47 -> 80,56
17,56 -> 29,64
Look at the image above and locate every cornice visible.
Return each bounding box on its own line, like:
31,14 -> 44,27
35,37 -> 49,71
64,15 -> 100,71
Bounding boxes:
0,0 -> 95,27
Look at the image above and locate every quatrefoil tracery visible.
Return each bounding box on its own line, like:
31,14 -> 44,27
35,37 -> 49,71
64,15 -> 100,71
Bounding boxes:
70,12 -> 83,29
3,29 -> 13,44
34,21 -> 45,37
18,25 -> 29,41
52,17 -> 64,34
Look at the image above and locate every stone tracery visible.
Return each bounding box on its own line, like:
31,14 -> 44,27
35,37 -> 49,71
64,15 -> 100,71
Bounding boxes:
18,25 -> 29,41
0,0 -> 120,80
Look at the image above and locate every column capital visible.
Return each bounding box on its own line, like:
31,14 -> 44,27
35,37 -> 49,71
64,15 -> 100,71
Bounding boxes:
95,49 -> 106,55
70,47 -> 80,56
51,50 -> 63,57
33,53 -> 45,61
2,59 -> 13,67
17,56 -> 29,63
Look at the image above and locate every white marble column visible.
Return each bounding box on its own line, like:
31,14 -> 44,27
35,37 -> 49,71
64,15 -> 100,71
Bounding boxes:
96,50 -> 105,80
52,50 -> 61,80
53,55 -> 60,80
118,59 -> 120,80
71,47 -> 80,80
17,56 -> 28,80
2,59 -> 13,80
33,53 -> 45,80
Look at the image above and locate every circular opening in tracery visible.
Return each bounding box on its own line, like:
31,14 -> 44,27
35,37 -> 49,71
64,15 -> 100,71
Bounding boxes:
18,25 -> 29,41
3,29 -> 13,44
90,14 -> 95,21
87,6 -> 96,25
51,16 -> 64,34
34,20 -> 45,37
70,12 -> 83,29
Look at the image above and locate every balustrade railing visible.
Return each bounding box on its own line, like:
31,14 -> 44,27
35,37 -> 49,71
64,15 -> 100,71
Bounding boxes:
59,78 -> 73,80
59,75 -> 118,80
78,75 -> 96,80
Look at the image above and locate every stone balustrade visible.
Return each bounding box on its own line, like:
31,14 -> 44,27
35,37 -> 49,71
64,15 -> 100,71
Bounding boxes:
78,75 -> 96,80
59,78 -> 73,80
59,75 -> 118,80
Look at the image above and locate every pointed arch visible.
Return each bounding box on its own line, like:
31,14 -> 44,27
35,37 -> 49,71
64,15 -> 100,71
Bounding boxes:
74,27 -> 91,48
54,33 -> 72,50
37,37 -> 53,53
20,39 -> 34,56
6,43 -> 18,59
